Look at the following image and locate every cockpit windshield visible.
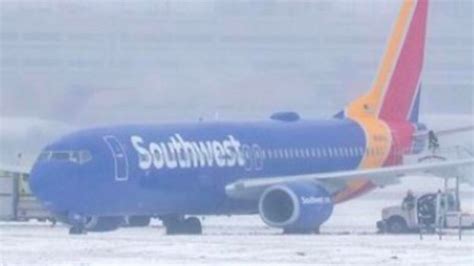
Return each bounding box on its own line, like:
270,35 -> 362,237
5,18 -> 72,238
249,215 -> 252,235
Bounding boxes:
51,152 -> 71,161
38,150 -> 92,164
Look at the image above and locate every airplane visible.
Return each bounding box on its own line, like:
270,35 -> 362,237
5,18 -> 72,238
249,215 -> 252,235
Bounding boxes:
20,0 -> 474,235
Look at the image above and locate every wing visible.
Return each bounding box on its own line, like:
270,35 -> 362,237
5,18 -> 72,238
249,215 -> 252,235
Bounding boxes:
414,125 -> 474,137
225,158 -> 474,200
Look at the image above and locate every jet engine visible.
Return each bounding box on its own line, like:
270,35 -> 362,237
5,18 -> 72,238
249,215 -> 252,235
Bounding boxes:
258,182 -> 333,233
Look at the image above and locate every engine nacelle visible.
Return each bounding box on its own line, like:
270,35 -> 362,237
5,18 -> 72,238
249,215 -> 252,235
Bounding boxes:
258,182 -> 333,233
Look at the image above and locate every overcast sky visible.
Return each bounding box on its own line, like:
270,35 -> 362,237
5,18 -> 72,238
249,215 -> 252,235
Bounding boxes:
1,0 -> 472,126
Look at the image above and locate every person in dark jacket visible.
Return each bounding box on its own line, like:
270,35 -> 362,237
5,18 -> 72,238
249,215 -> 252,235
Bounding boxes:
403,190 -> 416,210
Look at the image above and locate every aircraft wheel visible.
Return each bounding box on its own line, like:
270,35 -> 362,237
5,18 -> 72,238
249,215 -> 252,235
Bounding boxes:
127,216 -> 151,227
184,217 -> 202,235
69,225 -> 86,235
162,216 -> 202,235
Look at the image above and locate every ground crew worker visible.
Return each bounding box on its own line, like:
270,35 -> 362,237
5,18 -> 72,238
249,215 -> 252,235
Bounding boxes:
428,130 -> 439,151
403,190 -> 416,210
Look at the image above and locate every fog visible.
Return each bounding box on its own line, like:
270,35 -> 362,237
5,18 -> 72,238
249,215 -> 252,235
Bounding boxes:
1,0 -> 472,126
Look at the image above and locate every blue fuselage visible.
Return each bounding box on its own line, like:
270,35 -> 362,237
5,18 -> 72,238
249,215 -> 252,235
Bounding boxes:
30,118 -> 369,218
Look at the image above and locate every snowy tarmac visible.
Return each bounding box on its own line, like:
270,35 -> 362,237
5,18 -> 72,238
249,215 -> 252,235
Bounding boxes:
1,221 -> 473,265
1,181 -> 473,265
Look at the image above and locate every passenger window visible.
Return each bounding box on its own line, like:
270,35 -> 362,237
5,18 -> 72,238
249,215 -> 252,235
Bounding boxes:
279,149 -> 284,158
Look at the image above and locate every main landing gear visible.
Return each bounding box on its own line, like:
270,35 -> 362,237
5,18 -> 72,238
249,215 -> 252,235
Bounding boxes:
67,215 -> 123,235
67,212 -> 87,235
69,224 -> 87,235
161,215 -> 202,235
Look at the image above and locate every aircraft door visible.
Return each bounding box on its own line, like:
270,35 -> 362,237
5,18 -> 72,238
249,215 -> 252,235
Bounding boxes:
103,136 -> 129,181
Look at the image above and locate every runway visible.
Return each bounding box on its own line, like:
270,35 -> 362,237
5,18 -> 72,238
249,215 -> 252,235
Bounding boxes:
1,181 -> 473,265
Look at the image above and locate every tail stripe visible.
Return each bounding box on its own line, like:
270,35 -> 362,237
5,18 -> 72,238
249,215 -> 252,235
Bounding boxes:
378,0 -> 428,121
345,0 -> 427,123
372,0 -> 417,115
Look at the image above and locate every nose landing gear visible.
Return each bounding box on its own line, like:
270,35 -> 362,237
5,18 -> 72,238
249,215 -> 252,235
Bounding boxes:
67,214 -> 123,235
69,224 -> 87,235
67,213 -> 87,235
161,215 -> 202,235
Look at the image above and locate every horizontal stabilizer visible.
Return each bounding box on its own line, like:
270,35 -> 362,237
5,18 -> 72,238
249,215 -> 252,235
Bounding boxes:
414,125 -> 474,137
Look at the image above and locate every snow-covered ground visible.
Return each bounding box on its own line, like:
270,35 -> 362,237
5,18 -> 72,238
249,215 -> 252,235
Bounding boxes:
1,114 -> 473,265
1,221 -> 473,266
1,177 -> 473,266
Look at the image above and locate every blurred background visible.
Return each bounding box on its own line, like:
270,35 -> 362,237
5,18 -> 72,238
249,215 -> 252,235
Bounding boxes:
1,0 -> 472,126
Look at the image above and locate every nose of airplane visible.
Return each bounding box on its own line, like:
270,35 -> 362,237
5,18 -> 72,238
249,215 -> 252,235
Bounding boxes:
30,131 -> 122,219
29,152 -> 80,213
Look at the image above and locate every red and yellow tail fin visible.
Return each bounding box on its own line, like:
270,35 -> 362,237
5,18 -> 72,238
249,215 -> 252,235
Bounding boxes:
346,0 -> 428,123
